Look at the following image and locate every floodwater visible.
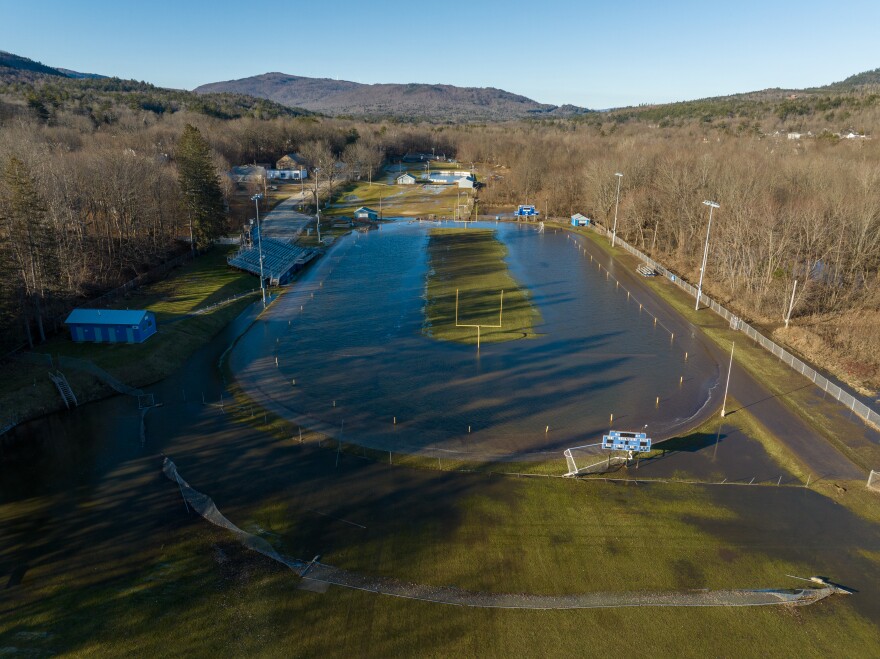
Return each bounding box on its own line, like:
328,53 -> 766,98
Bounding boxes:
230,221 -> 722,458
3,223 -> 880,644
0,305 -> 257,503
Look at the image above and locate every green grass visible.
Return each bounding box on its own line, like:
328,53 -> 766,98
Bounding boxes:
4,442 -> 879,657
573,226 -> 880,472
424,228 -> 542,345
0,246 -> 260,422
324,176 -> 467,219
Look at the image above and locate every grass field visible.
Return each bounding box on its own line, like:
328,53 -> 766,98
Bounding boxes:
574,226 -> 880,472
5,225 -> 880,656
4,425 -> 879,658
0,247 -> 259,423
324,172 -> 469,219
424,228 -> 541,345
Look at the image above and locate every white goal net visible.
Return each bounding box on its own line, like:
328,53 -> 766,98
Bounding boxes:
564,443 -> 626,476
868,470 -> 880,493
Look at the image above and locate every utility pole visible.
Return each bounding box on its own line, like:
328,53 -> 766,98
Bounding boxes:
721,342 -> 734,417
696,200 -> 720,311
611,172 -> 623,247
252,193 -> 266,307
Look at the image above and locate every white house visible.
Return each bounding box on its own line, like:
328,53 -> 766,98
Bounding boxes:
267,169 -> 307,180
396,172 -> 417,185
273,153 -> 309,180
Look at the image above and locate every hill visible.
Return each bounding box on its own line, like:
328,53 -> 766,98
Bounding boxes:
592,66 -> 880,131
194,72 -> 591,122
0,66 -> 314,124
0,50 -> 68,81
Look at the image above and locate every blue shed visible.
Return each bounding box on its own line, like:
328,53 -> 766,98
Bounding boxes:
571,213 -> 591,227
353,206 -> 379,221
64,308 -> 158,344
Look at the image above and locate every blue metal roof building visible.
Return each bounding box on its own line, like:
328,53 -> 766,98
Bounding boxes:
64,308 -> 158,344
353,207 -> 379,221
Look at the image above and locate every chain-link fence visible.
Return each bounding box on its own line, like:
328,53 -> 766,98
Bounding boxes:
586,224 -> 880,428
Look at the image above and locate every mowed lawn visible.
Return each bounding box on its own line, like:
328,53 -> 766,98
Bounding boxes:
3,431 -> 879,657
324,176 -> 467,219
425,228 -> 542,344
37,246 -> 260,381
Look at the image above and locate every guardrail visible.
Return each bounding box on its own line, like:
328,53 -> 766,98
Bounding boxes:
586,223 -> 880,428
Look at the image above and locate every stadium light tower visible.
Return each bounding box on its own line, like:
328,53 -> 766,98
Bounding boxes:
313,167 -> 322,244
252,193 -> 266,307
696,200 -> 720,311
611,172 -> 623,247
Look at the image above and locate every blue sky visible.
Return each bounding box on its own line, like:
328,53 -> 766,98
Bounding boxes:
2,0 -> 879,108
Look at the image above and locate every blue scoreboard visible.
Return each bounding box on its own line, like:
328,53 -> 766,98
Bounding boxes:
602,430 -> 652,452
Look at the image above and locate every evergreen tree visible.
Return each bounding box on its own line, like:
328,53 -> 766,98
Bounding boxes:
0,155 -> 57,346
176,124 -> 226,251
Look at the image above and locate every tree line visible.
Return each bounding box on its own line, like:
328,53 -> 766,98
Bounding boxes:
0,89 -> 877,390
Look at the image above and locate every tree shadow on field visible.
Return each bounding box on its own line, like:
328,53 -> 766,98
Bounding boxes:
726,382 -> 813,415
654,432 -> 724,454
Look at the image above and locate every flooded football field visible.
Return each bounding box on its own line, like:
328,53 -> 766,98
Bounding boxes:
230,221 -> 722,458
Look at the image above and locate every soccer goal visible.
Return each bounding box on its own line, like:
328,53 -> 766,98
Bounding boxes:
563,443 -> 625,477
868,470 -> 880,493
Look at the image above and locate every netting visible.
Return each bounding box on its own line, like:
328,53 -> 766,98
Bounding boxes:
868,470 -> 880,493
563,444 -> 626,476
162,457 -> 844,609
163,457 -> 301,570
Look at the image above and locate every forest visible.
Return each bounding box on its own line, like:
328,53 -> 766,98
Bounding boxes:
0,75 -> 878,393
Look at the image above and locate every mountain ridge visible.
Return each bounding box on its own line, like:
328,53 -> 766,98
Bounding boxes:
194,72 -> 592,121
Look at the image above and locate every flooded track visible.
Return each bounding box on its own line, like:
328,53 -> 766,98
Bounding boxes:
230,221 -> 721,458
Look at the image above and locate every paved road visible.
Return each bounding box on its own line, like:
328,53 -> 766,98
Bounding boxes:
578,232 -> 866,481
260,192 -> 315,242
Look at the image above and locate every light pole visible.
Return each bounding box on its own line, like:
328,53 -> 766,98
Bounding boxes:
252,193 -> 266,307
313,167 -> 321,244
696,200 -> 720,311
721,342 -> 735,417
611,172 -> 623,247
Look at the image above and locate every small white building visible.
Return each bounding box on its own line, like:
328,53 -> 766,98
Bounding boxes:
267,169 -> 307,180
457,177 -> 474,189
396,172 -> 417,185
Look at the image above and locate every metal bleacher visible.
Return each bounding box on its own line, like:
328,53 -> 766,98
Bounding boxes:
227,238 -> 316,285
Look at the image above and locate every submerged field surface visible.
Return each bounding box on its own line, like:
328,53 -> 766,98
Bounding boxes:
424,227 -> 542,344
3,223 -> 879,657
230,221 -> 722,457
